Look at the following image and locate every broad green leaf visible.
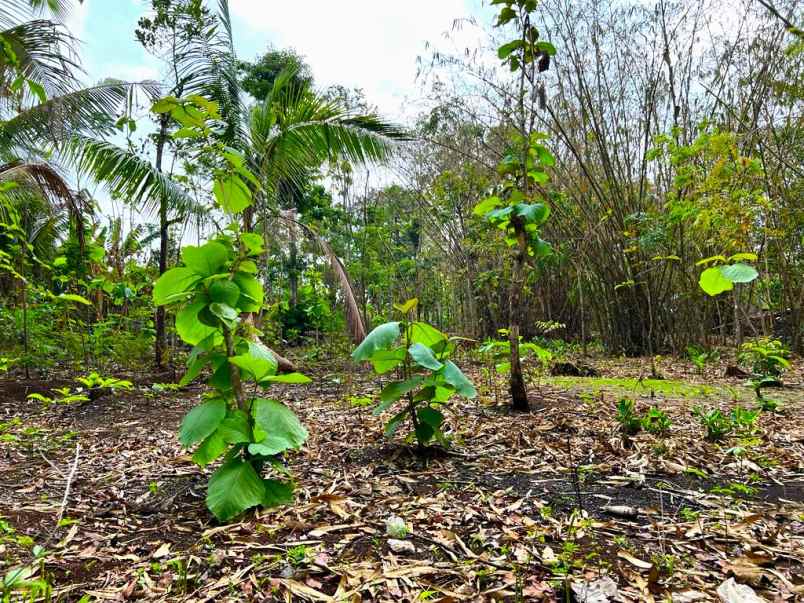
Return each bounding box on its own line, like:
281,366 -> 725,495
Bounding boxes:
474,195 -> 502,216
442,361 -> 477,398
352,322 -> 401,361
415,421 -> 435,443
214,174 -> 252,214
514,202 -> 550,224
369,347 -> 406,374
151,96 -> 179,114
182,242 -> 228,277
418,406 -> 444,429
218,410 -> 252,444
408,343 -> 444,371
180,351 -> 209,386
384,409 -> 409,437
535,41 -> 557,55
409,322 -> 447,348
720,263 -> 758,284
249,398 -> 308,456
153,267 -> 201,305
208,280 -> 240,306
376,376 -> 425,414
179,398 -> 226,447
487,206 -> 514,221
229,341 -> 277,381
498,39 -> 524,59
527,170 -> 549,184
534,144 -> 556,166
56,293 -> 91,305
496,6 -> 516,25
259,372 -> 311,384
233,273 -> 263,312
176,301 -> 217,345
186,94 -> 220,117
393,298 -> 418,314
239,260 -> 258,274
207,459 -> 265,521
699,266 -> 733,296
173,127 -> 201,139
241,232 -> 264,256
208,359 -> 233,392
263,479 -> 294,507
192,431 -> 227,466
531,237 -> 552,258
209,302 -> 239,326
434,385 -> 454,402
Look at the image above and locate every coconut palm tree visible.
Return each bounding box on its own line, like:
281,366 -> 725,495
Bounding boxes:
0,0 -> 156,266
246,66 -> 409,342
68,0 -> 409,370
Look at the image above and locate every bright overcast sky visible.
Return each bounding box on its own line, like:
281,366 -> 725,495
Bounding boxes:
67,0 -> 493,122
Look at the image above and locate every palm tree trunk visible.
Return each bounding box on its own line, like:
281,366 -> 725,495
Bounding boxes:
289,231 -> 299,310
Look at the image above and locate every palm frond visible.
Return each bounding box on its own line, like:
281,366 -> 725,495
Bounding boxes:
63,136 -> 194,218
0,18 -> 80,100
249,66 -> 409,191
0,160 -> 83,251
0,81 -> 158,157
276,212 -> 367,344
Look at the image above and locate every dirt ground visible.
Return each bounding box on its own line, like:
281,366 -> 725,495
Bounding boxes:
1,353 -> 802,602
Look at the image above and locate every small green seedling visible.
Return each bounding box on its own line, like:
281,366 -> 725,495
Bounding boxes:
641,407 -> 671,434
616,398 -> 641,435
351,298 -> 476,447
730,406 -> 759,434
693,407 -> 731,441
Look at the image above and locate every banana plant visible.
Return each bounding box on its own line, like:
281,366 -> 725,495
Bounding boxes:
351,298 -> 476,447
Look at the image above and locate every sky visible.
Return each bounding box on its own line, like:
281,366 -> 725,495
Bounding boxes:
58,0 -> 494,235
66,0 -> 493,122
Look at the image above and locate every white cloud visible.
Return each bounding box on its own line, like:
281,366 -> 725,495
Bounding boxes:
64,0 -> 89,38
229,0 -> 473,118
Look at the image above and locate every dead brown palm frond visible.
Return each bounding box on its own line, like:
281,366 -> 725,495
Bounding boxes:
277,210 -> 367,344
317,236 -> 367,344
0,160 -> 84,252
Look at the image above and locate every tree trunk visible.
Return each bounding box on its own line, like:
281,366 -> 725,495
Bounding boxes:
509,221 -> 529,411
288,232 -> 298,310
154,114 -> 169,369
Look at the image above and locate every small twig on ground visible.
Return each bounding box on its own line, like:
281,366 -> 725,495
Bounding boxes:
39,451 -> 65,477
56,443 -> 80,526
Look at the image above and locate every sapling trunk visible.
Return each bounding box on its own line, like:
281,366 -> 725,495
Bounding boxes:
222,324 -> 246,411
508,223 -> 530,412
21,280 -> 29,380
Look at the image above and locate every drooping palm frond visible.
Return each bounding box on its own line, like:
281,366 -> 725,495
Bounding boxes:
0,18 -> 80,99
4,0 -> 77,22
63,135 -> 195,218
276,211 -> 367,344
0,160 -> 83,251
0,81 -> 158,157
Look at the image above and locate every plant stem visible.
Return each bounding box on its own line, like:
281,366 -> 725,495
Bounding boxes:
222,324 -> 246,410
